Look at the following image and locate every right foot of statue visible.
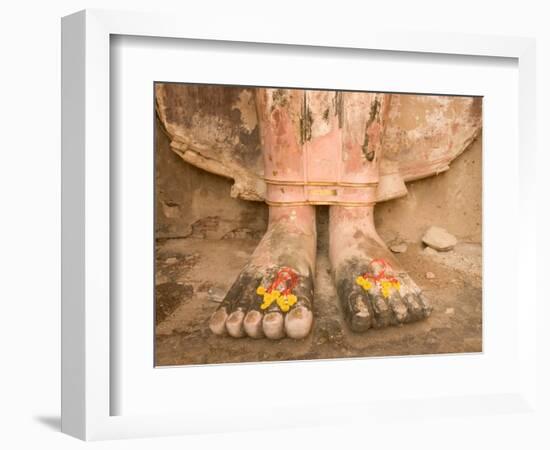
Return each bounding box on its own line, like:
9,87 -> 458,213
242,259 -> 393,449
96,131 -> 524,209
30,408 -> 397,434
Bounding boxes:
209,206 -> 316,340
329,206 -> 432,333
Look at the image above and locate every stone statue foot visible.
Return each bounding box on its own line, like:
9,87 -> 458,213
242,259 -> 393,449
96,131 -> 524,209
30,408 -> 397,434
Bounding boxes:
329,206 -> 432,333
209,206 -> 316,340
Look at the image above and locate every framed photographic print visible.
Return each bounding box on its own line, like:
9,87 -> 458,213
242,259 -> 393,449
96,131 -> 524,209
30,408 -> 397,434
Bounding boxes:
153,82 -> 482,364
61,9 -> 538,441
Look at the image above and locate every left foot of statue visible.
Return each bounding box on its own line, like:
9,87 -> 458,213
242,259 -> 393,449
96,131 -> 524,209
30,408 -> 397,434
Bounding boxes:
329,206 -> 432,333
209,205 -> 316,340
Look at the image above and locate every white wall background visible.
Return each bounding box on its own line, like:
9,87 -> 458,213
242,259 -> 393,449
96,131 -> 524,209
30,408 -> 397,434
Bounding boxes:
0,1 -> 548,449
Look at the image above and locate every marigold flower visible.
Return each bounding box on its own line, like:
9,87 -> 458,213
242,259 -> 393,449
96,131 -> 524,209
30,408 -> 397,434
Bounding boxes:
379,279 -> 401,298
356,276 -> 373,291
257,268 -> 300,312
356,271 -> 400,297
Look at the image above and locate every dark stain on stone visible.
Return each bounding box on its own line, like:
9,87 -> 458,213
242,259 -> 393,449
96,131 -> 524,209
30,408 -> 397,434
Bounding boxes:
221,227 -> 263,240
304,107 -> 313,142
159,83 -> 244,129
240,206 -> 268,226
361,132 -> 372,161
229,106 -> 242,124
235,124 -> 261,166
300,92 -> 313,144
156,282 -> 194,325
335,91 -> 344,128
157,83 -> 262,169
362,97 -> 381,161
369,97 -> 381,123
162,199 -> 179,207
191,216 -> 220,238
470,97 -> 482,121
271,89 -> 289,110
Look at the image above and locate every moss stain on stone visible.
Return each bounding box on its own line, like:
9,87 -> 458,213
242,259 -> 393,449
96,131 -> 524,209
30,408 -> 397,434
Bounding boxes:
271,89 -> 289,111
362,96 -> 381,161
335,91 -> 344,129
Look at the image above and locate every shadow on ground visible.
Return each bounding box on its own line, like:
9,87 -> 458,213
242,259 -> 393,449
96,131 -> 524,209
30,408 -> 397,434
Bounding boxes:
34,416 -> 61,432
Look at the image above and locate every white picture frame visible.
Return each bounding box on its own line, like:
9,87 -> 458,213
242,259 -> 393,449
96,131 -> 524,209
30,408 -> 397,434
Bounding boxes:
61,9 -> 538,441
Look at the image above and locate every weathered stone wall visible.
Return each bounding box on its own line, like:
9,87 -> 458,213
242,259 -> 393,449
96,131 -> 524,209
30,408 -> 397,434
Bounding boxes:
155,118 -> 267,239
375,134 -> 482,243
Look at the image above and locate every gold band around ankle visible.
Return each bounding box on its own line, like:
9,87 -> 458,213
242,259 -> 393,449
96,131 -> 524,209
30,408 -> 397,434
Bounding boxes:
263,178 -> 379,188
266,200 -> 377,207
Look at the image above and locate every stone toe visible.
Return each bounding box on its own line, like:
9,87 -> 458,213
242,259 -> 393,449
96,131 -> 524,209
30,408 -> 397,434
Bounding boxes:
263,311 -> 285,339
243,310 -> 264,338
209,307 -> 229,335
226,309 -> 246,337
284,306 -> 313,339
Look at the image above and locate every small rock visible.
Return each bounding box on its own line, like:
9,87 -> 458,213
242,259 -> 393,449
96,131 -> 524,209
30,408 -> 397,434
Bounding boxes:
422,247 -> 438,256
445,307 -> 455,315
165,257 -> 178,264
208,286 -> 227,303
422,226 -> 457,251
425,271 -> 436,279
390,242 -> 408,253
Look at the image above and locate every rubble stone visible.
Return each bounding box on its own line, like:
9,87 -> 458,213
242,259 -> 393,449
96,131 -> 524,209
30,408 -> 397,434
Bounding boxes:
422,226 -> 457,251
390,242 -> 408,253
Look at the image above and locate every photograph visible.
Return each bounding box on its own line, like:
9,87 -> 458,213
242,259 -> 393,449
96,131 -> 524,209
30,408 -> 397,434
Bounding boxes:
154,83 -> 482,366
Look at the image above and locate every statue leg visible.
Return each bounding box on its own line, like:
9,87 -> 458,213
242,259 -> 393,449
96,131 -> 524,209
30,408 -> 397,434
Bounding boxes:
329,92 -> 432,332
209,89 -> 316,339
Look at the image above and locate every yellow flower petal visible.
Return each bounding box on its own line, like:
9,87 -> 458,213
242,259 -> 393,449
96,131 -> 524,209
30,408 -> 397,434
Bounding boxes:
256,286 -> 266,295
356,276 -> 373,291
261,294 -> 276,310
278,301 -> 290,312
287,294 -> 297,306
380,280 -> 395,298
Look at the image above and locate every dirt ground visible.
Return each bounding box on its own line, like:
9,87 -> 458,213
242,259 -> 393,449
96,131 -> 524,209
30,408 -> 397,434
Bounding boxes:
155,207 -> 482,366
